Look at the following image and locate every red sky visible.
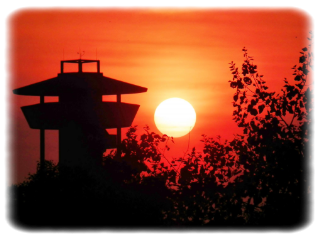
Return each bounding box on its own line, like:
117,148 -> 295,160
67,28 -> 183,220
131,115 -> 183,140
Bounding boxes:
9,9 -> 311,184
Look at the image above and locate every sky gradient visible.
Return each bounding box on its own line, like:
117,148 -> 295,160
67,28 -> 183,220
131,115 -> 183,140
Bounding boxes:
9,9 -> 311,184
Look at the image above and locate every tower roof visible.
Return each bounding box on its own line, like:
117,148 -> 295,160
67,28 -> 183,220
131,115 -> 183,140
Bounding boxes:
13,59 -> 147,96
13,73 -> 147,96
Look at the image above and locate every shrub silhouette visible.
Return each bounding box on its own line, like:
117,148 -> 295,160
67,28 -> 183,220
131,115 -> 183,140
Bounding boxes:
11,160 -> 172,228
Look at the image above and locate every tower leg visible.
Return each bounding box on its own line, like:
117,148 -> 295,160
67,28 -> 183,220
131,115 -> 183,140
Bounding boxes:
117,94 -> 122,159
40,129 -> 45,174
40,96 -> 45,174
117,127 -> 121,159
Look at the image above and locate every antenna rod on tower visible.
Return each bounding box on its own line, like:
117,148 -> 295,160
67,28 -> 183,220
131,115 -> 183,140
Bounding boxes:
77,48 -> 85,60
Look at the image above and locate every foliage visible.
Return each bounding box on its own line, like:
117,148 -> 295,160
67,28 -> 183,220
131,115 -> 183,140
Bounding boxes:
102,125 -> 176,188
162,35 -> 312,226
11,159 -> 171,227
226,36 -> 312,225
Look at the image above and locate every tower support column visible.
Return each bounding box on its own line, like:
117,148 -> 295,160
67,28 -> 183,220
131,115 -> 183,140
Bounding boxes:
40,95 -> 45,174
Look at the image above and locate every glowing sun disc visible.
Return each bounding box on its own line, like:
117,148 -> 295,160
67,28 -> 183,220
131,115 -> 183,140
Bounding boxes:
154,98 -> 196,138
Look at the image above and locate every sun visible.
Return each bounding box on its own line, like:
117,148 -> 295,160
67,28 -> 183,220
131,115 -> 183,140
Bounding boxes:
154,98 -> 196,138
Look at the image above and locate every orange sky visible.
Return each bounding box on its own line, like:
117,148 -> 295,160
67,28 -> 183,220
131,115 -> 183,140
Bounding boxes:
9,9 -> 311,184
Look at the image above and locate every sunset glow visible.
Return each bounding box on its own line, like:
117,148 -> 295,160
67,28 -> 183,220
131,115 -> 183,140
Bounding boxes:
9,9 -> 311,184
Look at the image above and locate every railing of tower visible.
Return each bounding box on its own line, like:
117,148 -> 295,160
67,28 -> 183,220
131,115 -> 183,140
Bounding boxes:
60,59 -> 100,74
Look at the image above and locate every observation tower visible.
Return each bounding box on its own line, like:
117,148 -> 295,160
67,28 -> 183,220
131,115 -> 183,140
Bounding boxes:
13,59 -> 147,171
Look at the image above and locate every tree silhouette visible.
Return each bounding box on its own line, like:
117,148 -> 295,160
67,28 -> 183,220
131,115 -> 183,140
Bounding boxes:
226,34 -> 312,225
161,35 -> 313,227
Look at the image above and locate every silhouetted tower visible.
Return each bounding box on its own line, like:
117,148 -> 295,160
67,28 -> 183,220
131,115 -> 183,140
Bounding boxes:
13,59 -> 147,171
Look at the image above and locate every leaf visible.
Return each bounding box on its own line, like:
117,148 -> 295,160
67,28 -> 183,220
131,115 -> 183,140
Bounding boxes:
237,80 -> 244,89
250,108 -> 258,116
294,75 -> 301,81
230,82 -> 237,88
288,106 -> 294,114
243,76 -> 252,85
300,101 -> 304,108
296,83 -> 304,90
140,134 -> 147,141
233,94 -> 238,102
258,104 -> 265,114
